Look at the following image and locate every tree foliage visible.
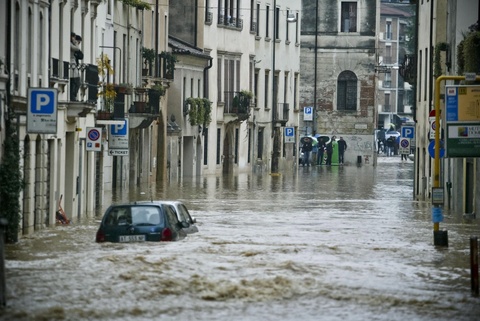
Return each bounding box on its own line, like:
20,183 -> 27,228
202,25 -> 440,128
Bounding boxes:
0,107 -> 23,243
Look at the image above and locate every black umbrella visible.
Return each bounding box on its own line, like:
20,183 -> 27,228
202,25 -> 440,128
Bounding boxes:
300,136 -> 312,144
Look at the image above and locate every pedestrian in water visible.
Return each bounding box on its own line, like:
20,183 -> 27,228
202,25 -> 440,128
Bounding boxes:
325,137 -> 334,165
316,137 -> 326,165
301,136 -> 313,166
386,136 -> 395,157
337,137 -> 347,165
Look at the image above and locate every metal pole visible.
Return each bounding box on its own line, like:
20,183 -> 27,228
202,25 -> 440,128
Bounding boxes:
0,218 -> 7,307
471,236 -> 479,297
313,0 -> 318,136
271,1 -> 280,175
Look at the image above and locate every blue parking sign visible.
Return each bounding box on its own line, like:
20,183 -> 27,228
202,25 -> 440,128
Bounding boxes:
401,126 -> 415,139
284,127 -> 295,143
27,88 -> 58,134
304,106 -> 313,121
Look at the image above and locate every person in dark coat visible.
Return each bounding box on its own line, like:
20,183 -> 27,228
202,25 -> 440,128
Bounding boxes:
316,137 -> 326,165
386,136 -> 395,157
325,137 -> 334,165
337,137 -> 347,164
301,137 -> 313,166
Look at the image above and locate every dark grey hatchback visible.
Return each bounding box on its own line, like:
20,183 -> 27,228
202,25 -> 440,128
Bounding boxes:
95,202 -> 187,243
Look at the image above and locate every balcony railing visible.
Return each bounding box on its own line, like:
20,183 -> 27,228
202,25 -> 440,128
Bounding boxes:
205,11 -> 213,25
383,104 -> 391,112
224,91 -> 251,116
218,14 -> 243,30
273,103 -> 289,123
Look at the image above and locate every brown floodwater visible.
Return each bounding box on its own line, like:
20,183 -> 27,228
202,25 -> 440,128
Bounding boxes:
2,157 -> 480,321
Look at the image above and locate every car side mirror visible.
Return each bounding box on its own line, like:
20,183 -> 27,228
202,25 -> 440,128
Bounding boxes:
191,217 -> 197,223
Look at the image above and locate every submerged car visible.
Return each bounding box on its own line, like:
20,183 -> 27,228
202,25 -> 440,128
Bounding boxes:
159,200 -> 199,234
95,202 -> 188,243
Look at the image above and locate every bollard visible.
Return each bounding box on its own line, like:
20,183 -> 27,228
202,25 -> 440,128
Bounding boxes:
471,236 -> 479,297
0,218 -> 7,307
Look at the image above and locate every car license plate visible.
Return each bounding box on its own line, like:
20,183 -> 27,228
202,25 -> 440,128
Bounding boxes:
119,235 -> 146,242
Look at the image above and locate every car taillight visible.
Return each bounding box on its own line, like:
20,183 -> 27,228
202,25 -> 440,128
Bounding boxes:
96,230 -> 106,242
161,227 -> 173,241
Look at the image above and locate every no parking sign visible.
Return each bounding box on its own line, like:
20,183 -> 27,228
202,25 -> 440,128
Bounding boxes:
399,138 -> 410,154
86,127 -> 102,152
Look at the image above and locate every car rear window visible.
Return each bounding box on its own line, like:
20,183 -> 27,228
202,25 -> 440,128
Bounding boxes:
104,206 -> 164,226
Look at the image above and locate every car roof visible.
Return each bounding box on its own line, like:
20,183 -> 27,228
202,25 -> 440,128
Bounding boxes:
133,200 -> 184,206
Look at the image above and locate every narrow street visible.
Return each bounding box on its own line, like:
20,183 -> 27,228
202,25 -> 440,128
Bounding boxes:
3,157 -> 480,321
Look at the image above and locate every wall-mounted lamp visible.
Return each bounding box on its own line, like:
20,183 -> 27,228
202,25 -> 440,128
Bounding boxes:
287,13 -> 297,23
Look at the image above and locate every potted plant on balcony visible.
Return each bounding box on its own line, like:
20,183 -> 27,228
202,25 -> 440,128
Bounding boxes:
96,53 -> 116,119
233,90 -> 253,112
142,47 -> 156,76
115,83 -> 133,95
185,97 -> 212,127
159,51 -> 178,79
148,83 -> 166,112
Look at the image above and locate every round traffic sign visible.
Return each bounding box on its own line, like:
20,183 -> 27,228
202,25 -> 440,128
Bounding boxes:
400,139 -> 409,148
88,128 -> 101,141
428,140 -> 445,158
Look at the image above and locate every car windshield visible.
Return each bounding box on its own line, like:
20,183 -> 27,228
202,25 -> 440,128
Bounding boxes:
104,206 -> 163,226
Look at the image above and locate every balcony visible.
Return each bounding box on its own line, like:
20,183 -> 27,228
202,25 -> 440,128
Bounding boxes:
218,14 -> 243,30
223,91 -> 252,122
205,11 -> 213,25
383,104 -> 391,112
273,103 -> 289,126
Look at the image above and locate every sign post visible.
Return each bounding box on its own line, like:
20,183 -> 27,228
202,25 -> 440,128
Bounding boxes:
27,88 -> 58,134
108,119 -> 129,156
284,127 -> 295,143
86,127 -> 103,152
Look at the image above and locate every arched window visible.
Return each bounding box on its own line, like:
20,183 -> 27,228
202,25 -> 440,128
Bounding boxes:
337,70 -> 357,111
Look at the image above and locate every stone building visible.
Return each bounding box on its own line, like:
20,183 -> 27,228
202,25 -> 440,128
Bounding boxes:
300,0 -> 378,165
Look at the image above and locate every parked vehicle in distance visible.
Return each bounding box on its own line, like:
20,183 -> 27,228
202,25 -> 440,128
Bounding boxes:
149,200 -> 199,234
95,202 -> 188,243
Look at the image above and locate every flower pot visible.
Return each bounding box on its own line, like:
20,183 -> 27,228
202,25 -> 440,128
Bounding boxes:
97,111 -> 112,120
133,101 -> 146,113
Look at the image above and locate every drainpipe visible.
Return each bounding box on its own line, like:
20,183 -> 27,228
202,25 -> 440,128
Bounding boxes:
155,0 -> 159,77
313,0 -> 318,136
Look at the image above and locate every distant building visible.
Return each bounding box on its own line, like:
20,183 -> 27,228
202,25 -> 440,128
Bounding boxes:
300,0 -> 378,165
377,1 -> 415,130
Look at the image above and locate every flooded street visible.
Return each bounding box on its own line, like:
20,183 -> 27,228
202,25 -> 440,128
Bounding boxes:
3,157 -> 480,321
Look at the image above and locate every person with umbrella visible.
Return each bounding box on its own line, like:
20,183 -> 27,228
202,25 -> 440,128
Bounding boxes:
300,136 -> 313,166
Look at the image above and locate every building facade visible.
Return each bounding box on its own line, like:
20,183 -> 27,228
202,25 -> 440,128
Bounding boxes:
415,0 -> 480,217
0,0 -> 303,240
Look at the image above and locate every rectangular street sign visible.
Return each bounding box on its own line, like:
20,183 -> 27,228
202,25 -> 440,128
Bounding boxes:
401,126 -> 415,139
109,119 -> 129,155
284,127 -> 295,143
303,106 -> 313,121
86,127 -> 103,152
445,85 -> 480,157
27,88 -> 58,134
